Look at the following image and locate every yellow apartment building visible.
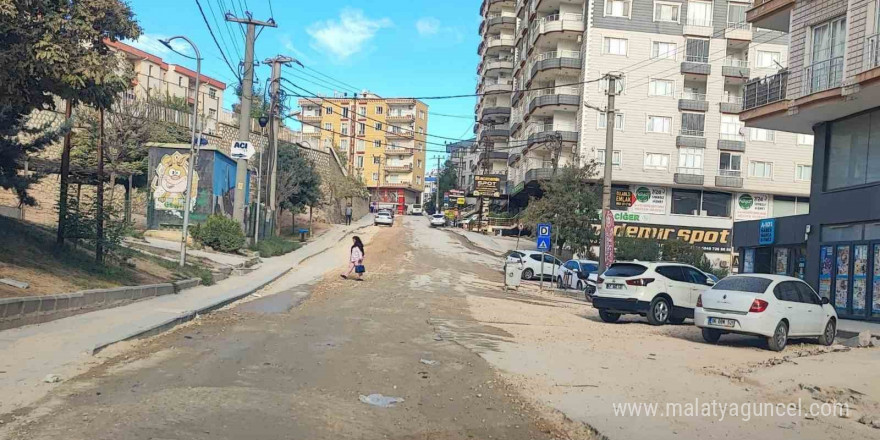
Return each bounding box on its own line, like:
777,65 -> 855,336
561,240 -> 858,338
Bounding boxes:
297,93 -> 428,214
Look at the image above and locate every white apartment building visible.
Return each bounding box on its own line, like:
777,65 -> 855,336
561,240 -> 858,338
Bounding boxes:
478,0 -> 813,268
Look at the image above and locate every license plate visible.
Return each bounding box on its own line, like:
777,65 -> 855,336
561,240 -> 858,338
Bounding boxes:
606,283 -> 624,290
708,317 -> 735,328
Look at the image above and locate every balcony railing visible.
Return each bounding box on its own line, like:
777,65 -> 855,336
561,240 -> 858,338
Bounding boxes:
742,69 -> 788,111
727,21 -> 751,31
866,33 -> 880,70
677,167 -> 704,175
686,17 -> 712,27
724,58 -> 749,68
685,54 -> 709,64
803,56 -> 844,95
680,91 -> 707,101
536,50 -> 581,61
720,132 -> 745,141
719,169 -> 742,177
679,128 -> 705,137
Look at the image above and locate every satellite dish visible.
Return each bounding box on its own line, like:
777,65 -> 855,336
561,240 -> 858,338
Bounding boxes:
738,127 -> 749,137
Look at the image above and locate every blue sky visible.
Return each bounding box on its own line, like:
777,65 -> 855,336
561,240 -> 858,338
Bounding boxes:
126,0 -> 481,161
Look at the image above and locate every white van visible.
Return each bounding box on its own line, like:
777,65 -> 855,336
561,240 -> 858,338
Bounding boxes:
411,204 -> 423,215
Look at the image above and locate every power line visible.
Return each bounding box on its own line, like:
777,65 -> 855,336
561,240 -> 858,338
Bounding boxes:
302,65 -> 362,94
267,0 -> 275,18
204,0 -> 241,68
194,0 -> 242,81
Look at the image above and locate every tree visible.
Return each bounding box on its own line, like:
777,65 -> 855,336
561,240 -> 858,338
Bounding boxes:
521,164 -> 601,258
661,239 -> 712,272
0,0 -> 141,205
615,236 -> 661,261
424,160 -> 457,214
275,143 -> 322,231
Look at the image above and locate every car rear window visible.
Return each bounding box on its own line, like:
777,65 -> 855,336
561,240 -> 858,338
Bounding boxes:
604,263 -> 647,277
712,276 -> 772,294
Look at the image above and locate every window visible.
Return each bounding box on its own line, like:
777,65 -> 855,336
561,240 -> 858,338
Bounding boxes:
720,114 -> 744,141
373,156 -> 381,164
596,149 -> 622,165
372,172 -> 379,181
417,176 -> 422,185
324,122 -> 333,131
599,77 -> 626,94
605,263 -> 648,277
325,106 -> 334,115
756,50 -> 781,68
652,41 -> 677,59
418,127 -> 425,135
678,147 -> 703,170
810,17 -> 846,77
686,1 -> 712,27
178,76 -> 183,87
749,161 -> 773,178
359,106 -> 366,116
644,153 -> 670,170
702,191 -> 731,217
797,134 -> 814,145
374,122 -> 383,131
341,125 -> 349,136
208,88 -> 217,99
358,123 -> 366,135
826,110 -> 880,189
719,152 -> 742,175
419,110 -> 426,120
605,0 -> 631,17
356,156 -> 364,168
356,139 -> 365,152
671,189 -> 702,215
773,282 -> 801,302
654,2 -> 680,22
646,115 -> 672,133
774,195 -> 810,216
148,65 -> 153,77
373,140 -> 382,148
417,159 -> 422,167
685,38 -> 709,63
649,79 -> 674,96
796,164 -> 812,181
713,276 -> 772,293
727,2 -> 749,28
342,107 -> 349,118
656,266 -> 687,282
680,112 -> 705,136
750,127 -> 775,142
604,37 -> 628,55
684,267 -> 708,285
208,108 -> 217,118
598,112 -> 625,129
375,106 -> 383,114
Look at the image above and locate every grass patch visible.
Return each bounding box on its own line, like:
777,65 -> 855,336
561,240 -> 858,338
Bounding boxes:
250,236 -> 303,257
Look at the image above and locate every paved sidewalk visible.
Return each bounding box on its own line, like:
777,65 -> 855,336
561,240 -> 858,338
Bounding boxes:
131,236 -> 249,267
0,216 -> 373,416
447,228 -> 535,255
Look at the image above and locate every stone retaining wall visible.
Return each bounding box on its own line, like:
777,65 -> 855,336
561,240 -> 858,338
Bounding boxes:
0,278 -> 200,331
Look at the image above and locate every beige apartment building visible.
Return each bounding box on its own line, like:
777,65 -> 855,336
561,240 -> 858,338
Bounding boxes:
297,94 -> 428,214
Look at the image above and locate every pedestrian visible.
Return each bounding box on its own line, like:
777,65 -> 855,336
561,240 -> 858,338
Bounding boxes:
345,204 -> 353,225
341,236 -> 365,280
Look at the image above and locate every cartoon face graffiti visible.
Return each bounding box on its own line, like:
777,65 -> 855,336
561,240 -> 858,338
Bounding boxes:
152,151 -> 199,211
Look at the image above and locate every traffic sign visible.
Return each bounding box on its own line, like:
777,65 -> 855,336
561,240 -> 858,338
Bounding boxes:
230,141 -> 255,160
536,223 -> 551,252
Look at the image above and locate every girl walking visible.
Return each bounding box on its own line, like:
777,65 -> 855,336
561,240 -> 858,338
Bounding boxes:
341,236 -> 365,280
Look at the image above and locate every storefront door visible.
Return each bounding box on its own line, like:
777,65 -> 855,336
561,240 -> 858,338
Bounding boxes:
822,241 -> 880,321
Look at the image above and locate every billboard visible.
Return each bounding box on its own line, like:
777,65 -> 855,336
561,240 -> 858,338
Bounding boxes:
473,175 -> 502,197
613,222 -> 732,253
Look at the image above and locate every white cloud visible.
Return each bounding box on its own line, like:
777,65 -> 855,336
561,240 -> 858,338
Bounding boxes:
416,17 -> 441,36
126,33 -> 191,56
307,9 -> 392,60
279,34 -> 312,65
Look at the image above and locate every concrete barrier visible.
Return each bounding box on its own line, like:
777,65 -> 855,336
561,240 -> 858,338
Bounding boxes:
0,278 -> 201,331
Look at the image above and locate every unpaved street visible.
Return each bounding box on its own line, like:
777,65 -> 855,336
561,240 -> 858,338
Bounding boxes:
3,217 -> 879,440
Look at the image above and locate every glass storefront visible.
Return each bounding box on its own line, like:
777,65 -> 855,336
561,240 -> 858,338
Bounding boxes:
822,241 -> 879,319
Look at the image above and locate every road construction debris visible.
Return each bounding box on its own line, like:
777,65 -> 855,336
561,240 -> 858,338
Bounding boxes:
359,394 -> 405,408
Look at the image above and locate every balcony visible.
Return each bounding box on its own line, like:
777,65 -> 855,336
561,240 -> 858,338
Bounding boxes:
384,164 -> 413,173
480,125 -> 510,139
715,170 -> 744,188
718,136 -> 746,152
746,0 -> 794,33
479,35 -> 515,55
681,57 -> 711,75
722,59 -> 750,80
481,0 -> 512,16
529,13 -> 584,46
386,113 -> 414,123
725,21 -> 753,41
384,146 -> 413,155
480,150 -> 510,162
479,106 -> 511,122
481,77 -> 514,94
742,69 -> 788,111
299,113 -> 322,122
524,167 -> 554,183
803,56 -> 844,96
719,95 -> 743,114
383,181 -> 413,189
529,50 -> 581,82
525,123 -> 579,148
526,87 -> 580,117
678,91 -> 709,112
674,167 -> 705,185
481,14 -> 516,35
676,129 -> 706,148
684,17 -> 713,37
386,130 -> 414,139
480,58 -> 515,75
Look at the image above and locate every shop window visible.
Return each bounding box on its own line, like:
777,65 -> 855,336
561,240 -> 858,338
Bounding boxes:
834,245 -> 850,311
671,189 -> 701,215
821,223 -> 864,242
853,245 -> 868,314
826,109 -> 880,190
873,245 -> 880,317
865,222 -> 880,240
774,248 -> 790,275
702,191 -> 731,217
773,195 -> 810,217
819,246 -> 833,299
671,189 -> 730,217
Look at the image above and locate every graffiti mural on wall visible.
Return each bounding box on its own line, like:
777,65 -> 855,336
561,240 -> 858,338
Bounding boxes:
151,151 -> 199,212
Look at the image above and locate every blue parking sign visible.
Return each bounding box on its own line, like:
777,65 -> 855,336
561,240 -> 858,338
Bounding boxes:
536,223 -> 551,252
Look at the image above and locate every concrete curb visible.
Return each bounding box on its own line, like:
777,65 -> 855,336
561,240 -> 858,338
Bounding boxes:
90,223 -> 373,354
445,229 -> 506,258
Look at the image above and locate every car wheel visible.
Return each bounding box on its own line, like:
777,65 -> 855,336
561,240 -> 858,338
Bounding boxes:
598,310 -> 620,323
522,268 -> 534,280
702,328 -> 722,344
818,319 -> 836,346
767,321 -> 789,352
646,297 -> 670,326
668,316 -> 686,325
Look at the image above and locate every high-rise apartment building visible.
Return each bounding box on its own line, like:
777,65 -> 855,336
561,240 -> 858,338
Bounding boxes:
297,94 -> 428,214
478,0 -> 814,268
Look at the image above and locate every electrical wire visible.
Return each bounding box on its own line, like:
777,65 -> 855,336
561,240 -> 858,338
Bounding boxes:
194,0 -> 242,81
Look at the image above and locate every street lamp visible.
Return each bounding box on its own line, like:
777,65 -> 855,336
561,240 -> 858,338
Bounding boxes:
160,36 -> 202,267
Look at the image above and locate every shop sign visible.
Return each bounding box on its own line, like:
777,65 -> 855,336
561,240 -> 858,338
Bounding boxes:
759,218 -> 776,245
615,190 -> 633,208
629,186 -> 666,214
735,193 -> 771,221
613,222 -> 732,253
473,175 -> 502,197
612,211 -> 650,223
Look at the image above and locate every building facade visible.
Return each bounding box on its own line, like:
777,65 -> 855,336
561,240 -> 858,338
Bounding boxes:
734,0 -> 880,322
477,0 -> 812,269
296,94 -> 428,214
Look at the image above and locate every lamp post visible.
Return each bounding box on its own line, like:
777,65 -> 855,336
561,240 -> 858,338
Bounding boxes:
160,36 -> 201,267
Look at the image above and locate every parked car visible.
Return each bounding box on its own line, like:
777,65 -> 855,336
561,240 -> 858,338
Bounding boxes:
505,250 -> 563,281
695,274 -> 837,351
557,259 -> 599,291
374,211 -> 394,227
378,208 -> 395,218
411,204 -> 423,215
592,262 -> 715,325
429,213 -> 446,227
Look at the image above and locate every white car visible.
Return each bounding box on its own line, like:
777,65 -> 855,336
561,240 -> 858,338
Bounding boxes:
429,214 -> 446,227
695,274 -> 838,351
505,250 -> 563,281
557,259 -> 599,291
593,262 -> 714,325
374,211 -> 393,226
411,204 -> 423,215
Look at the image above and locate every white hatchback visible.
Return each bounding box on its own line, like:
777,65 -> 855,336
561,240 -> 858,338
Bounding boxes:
695,274 -> 838,351
374,212 -> 393,226
504,250 -> 563,281
429,214 -> 446,227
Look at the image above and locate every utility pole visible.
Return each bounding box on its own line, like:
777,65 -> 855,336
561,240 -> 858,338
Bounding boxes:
598,73 -> 621,273
226,12 -> 277,229
264,55 -> 297,235
57,99 -> 73,245
96,108 -> 105,264
550,131 -> 563,177
435,156 -> 442,212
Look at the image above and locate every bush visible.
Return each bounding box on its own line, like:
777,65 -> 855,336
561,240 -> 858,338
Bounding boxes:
190,215 -> 245,253
250,236 -> 302,257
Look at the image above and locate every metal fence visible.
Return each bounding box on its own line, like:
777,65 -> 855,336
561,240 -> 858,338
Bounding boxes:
743,70 -> 788,111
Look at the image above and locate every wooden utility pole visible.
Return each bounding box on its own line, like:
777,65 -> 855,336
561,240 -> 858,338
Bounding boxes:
598,74 -> 621,273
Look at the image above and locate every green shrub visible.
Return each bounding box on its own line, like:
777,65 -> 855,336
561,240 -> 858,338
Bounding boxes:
190,215 -> 245,253
250,236 -> 302,257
